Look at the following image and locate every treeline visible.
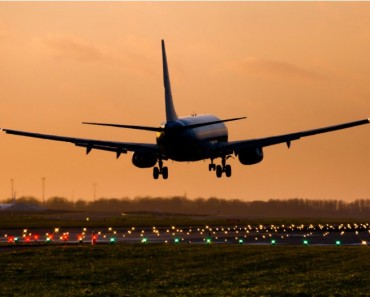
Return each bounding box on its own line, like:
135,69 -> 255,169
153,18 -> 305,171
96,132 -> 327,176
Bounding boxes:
2,196 -> 370,218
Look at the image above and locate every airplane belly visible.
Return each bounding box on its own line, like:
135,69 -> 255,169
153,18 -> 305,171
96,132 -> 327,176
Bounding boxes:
166,139 -> 213,161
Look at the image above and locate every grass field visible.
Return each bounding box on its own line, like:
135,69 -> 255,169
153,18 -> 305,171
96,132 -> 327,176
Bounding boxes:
0,244 -> 369,296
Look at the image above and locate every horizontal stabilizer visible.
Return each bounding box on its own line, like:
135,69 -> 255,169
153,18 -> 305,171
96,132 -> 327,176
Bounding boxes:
82,122 -> 163,132
180,117 -> 246,130
83,117 -> 246,132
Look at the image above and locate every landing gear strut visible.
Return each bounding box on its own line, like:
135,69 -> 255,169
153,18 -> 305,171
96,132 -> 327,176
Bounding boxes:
153,159 -> 168,180
208,159 -> 216,171
210,156 -> 232,178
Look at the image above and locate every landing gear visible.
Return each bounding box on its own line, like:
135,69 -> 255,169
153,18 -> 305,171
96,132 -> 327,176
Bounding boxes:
211,156 -> 232,178
153,159 -> 168,180
225,164 -> 232,177
162,166 -> 168,179
209,159 -> 216,171
153,167 -> 160,179
216,165 -> 223,178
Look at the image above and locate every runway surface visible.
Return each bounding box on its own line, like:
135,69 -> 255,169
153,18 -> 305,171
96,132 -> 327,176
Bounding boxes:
1,223 -> 370,246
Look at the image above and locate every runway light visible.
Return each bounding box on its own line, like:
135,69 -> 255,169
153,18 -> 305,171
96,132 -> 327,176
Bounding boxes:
336,240 -> 341,246
271,240 -> 276,245
174,238 -> 180,244
303,240 -> 309,245
110,237 -> 116,244
238,239 -> 244,244
361,241 -> 367,246
206,238 -> 212,244
141,238 -> 148,243
46,236 -> 51,243
91,234 -> 97,245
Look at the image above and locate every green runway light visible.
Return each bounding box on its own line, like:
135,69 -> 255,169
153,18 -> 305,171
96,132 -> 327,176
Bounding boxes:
141,238 -> 148,243
271,239 -> 276,245
46,237 -> 51,243
336,240 -> 341,246
174,238 -> 180,244
303,240 -> 309,245
238,239 -> 244,244
14,237 -> 19,243
110,237 -> 116,243
206,238 -> 212,244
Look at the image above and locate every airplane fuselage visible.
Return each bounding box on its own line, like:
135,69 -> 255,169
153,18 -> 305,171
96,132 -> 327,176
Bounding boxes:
156,114 -> 228,161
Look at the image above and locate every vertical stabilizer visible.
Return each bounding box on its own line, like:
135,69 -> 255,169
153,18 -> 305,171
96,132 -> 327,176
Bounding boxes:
162,40 -> 178,122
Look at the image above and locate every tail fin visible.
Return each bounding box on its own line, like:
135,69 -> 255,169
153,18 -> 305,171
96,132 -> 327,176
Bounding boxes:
162,40 -> 178,122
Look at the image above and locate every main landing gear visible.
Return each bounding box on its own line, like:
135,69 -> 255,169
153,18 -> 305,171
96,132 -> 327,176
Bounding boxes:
209,156 -> 232,178
153,159 -> 168,180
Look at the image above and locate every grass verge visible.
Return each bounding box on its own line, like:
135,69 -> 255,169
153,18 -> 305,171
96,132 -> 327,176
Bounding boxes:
0,244 -> 369,296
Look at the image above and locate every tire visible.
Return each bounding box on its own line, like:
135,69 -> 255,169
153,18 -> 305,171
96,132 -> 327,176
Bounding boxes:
153,167 -> 160,179
209,164 -> 216,171
225,165 -> 232,177
162,167 -> 168,179
216,165 -> 223,178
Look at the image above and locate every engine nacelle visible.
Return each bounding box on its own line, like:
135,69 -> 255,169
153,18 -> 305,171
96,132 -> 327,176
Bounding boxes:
238,147 -> 264,165
132,152 -> 157,168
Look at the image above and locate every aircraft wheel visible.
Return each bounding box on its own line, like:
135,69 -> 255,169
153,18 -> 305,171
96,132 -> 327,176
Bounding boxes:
162,167 -> 168,179
153,167 -> 160,179
225,165 -> 232,177
216,165 -> 223,178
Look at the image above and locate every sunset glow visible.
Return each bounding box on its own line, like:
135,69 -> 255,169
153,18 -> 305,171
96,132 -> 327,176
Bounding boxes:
0,2 -> 369,201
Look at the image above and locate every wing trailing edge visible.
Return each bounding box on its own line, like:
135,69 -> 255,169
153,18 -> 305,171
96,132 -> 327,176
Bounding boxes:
224,118 -> 370,153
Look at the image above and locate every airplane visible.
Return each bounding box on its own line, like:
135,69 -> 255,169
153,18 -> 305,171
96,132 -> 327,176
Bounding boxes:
1,40 -> 369,180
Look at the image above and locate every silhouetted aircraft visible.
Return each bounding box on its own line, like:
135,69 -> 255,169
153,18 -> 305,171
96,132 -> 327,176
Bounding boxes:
2,40 -> 369,179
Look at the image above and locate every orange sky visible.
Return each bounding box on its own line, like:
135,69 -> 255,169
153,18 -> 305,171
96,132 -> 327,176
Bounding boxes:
0,2 -> 369,202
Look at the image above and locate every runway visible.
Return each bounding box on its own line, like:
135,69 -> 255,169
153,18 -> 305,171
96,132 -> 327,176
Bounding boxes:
1,223 -> 370,246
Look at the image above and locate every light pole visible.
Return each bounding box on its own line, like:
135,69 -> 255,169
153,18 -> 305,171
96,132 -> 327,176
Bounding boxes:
10,178 -> 14,202
93,182 -> 97,202
42,177 -> 46,205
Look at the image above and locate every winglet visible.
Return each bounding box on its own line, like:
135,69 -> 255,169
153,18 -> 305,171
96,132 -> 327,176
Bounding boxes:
162,40 -> 178,122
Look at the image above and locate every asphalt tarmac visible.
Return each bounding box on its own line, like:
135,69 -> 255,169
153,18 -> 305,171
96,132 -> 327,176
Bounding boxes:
1,223 -> 369,246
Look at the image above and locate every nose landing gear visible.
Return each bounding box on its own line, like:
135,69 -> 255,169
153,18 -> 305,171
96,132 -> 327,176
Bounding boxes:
153,159 -> 168,179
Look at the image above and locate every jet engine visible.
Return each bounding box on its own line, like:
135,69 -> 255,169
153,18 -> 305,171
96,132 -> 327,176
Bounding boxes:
132,152 -> 157,168
238,147 -> 264,165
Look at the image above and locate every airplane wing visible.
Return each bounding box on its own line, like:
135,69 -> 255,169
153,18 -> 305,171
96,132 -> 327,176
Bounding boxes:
1,128 -> 160,158
219,118 -> 370,154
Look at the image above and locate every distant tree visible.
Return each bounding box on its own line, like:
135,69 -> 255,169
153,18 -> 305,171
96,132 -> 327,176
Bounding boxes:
6,196 -> 41,206
74,199 -> 87,211
45,196 -> 73,210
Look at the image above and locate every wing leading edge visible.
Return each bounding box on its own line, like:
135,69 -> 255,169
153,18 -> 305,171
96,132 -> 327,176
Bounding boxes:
220,118 -> 370,154
1,128 -> 160,159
